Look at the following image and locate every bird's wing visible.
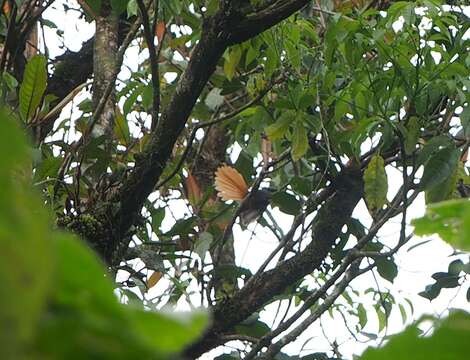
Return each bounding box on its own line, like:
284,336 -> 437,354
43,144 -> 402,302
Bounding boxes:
214,165 -> 249,201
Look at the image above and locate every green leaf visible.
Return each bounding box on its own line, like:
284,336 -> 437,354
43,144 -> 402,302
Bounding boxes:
151,207 -> 166,232
376,257 -> 398,283
425,162 -> 458,204
2,71 -> 18,90
418,283 -> 441,301
39,232 -> 207,357
19,55 -> 48,122
412,199 -> 470,251
224,46 -> 242,81
127,0 -> 137,16
291,120 -> 309,161
375,305 -> 387,333
33,155 -> 62,183
110,0 -> 127,14
205,0 -> 219,16
419,145 -> 459,190
194,232 -> 213,261
266,110 -> 295,140
205,88 -> 224,110
360,311 -> 470,360
235,319 -> 270,338
0,112 -> 53,358
398,304 -> 407,325
416,135 -> 453,166
404,117 -> 420,154
271,191 -> 301,215
290,176 -> 312,196
448,259 -> 465,276
128,309 -> 207,354
114,108 -> 130,146
364,155 -> 388,214
164,217 -> 196,237
358,303 -> 368,329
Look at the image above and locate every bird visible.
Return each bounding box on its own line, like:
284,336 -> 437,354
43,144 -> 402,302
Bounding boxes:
214,165 -> 274,226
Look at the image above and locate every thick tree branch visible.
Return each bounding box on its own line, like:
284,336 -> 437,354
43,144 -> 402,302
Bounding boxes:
227,0 -> 310,44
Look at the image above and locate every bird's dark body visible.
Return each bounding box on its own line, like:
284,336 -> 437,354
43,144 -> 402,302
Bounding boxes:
239,189 -> 273,226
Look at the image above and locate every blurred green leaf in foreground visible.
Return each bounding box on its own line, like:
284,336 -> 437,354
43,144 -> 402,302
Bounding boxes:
0,110 -> 206,359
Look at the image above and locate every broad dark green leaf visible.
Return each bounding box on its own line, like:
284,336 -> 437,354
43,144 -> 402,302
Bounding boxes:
235,319 -> 270,338
419,145 -> 459,191
164,217 -> 196,237
271,191 -> 301,215
376,257 -> 398,283
416,135 -> 453,166
19,55 -> 48,122
425,163 -> 458,204
151,207 -> 166,232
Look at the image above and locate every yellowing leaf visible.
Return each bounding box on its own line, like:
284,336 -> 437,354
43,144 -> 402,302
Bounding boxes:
291,120 -> 308,161
364,155 -> 388,214
223,46 -> 242,81
147,272 -> 163,289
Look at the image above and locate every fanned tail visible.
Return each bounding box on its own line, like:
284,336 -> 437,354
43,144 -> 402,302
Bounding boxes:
214,165 -> 249,201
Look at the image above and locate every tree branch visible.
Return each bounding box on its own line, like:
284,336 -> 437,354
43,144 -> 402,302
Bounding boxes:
259,259 -> 363,359
227,0 -> 310,44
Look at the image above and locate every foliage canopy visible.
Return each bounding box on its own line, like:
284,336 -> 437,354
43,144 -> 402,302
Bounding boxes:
1,0 -> 470,359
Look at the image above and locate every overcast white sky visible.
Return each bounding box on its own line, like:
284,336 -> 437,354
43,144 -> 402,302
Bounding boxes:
41,2 -> 470,358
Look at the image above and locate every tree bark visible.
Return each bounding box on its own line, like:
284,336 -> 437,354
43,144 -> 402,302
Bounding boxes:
92,1 -> 119,141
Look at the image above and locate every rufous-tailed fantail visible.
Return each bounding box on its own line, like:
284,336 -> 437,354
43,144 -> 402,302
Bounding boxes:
214,165 -> 274,226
